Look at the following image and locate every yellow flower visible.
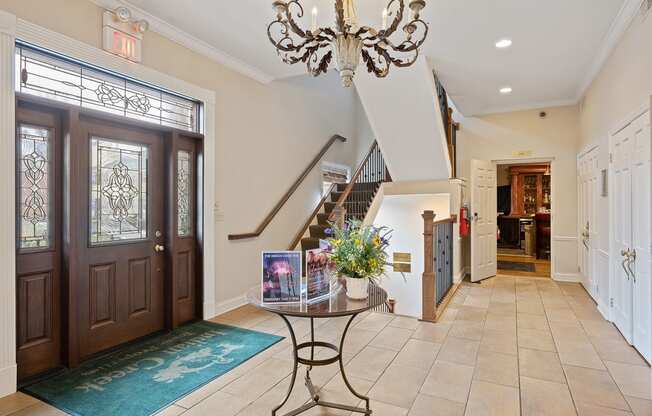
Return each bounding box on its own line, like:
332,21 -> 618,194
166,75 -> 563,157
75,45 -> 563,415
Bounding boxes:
373,236 -> 381,247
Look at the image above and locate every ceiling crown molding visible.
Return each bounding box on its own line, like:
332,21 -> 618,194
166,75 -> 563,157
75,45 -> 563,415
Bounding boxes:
575,0 -> 643,101
89,0 -> 275,84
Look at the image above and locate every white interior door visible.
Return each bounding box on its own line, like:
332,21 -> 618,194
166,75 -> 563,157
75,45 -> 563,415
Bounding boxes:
611,124 -> 634,342
470,160 -> 497,282
578,148 -> 599,300
579,157 -> 590,286
630,111 -> 651,363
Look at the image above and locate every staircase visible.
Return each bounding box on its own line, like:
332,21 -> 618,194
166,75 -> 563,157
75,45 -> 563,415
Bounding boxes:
287,140 -> 394,313
299,181 -> 382,252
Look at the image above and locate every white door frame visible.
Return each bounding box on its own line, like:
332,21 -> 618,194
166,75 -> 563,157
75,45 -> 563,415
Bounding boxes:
493,157 -> 559,279
0,11 -> 217,396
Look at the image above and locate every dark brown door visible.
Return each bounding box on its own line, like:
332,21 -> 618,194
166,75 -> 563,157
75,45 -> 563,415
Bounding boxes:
167,133 -> 199,327
15,104 -> 63,379
77,116 -> 166,358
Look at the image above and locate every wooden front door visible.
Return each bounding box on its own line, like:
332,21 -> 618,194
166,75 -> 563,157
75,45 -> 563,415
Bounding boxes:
15,104 -> 63,379
77,116 -> 166,358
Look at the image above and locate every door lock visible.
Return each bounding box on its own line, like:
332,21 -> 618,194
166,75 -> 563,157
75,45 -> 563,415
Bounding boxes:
154,244 -> 165,253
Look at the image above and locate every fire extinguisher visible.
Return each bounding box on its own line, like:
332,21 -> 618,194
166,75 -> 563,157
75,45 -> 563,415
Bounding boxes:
460,205 -> 470,237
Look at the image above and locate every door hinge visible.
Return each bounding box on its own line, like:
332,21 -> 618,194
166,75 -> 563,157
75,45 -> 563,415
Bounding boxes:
609,153 -> 613,163
610,297 -> 614,307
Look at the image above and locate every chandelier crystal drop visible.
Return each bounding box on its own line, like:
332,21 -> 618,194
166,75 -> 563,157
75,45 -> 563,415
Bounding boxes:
268,0 -> 429,87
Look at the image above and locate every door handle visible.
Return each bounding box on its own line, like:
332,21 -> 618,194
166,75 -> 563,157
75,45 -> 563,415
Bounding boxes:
621,249 -> 631,280
582,238 -> 589,249
627,249 -> 637,283
154,244 -> 165,253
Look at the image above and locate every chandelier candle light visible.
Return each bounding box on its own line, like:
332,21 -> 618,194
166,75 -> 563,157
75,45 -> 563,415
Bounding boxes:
268,0 -> 429,87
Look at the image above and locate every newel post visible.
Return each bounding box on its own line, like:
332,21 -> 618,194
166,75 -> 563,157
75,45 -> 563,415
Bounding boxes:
422,210 -> 436,322
330,206 -> 346,228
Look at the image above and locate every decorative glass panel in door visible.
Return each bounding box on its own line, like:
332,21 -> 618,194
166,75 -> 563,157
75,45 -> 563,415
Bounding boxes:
18,124 -> 52,249
90,138 -> 148,244
177,150 -> 192,237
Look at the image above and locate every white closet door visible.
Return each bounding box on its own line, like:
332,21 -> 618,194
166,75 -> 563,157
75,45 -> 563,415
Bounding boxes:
587,149 -> 600,300
630,111 -> 651,363
611,124 -> 634,342
579,157 -> 591,290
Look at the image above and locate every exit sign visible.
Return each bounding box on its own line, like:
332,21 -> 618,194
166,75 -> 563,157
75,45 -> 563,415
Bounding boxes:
102,10 -> 143,62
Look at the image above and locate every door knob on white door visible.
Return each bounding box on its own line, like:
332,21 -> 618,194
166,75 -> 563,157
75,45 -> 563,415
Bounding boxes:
621,249 -> 631,280
627,249 -> 637,283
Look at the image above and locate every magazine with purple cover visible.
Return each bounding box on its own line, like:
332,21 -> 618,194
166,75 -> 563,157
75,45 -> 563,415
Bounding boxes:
261,251 -> 302,303
306,248 -> 333,303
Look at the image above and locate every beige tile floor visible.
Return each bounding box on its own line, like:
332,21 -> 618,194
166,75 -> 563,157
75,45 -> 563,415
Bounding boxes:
2,276 -> 652,416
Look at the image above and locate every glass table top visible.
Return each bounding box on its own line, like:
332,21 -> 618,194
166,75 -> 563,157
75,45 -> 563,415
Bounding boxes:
247,280 -> 388,318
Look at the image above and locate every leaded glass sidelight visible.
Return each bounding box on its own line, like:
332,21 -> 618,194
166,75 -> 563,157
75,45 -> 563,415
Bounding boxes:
18,125 -> 52,249
177,150 -> 192,236
90,138 -> 148,245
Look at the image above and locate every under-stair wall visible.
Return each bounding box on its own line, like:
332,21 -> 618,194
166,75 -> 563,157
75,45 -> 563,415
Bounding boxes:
354,57 -> 452,181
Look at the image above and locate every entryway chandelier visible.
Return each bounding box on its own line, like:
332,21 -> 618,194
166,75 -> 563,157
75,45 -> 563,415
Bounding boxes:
268,0 -> 429,87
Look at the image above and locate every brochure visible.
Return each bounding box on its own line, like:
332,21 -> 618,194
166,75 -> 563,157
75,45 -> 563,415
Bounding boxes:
261,251 -> 302,303
306,248 -> 333,303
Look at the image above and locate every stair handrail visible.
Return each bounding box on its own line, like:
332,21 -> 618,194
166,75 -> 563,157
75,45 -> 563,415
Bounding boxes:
329,140 -> 387,224
287,182 -> 337,250
228,135 -> 347,241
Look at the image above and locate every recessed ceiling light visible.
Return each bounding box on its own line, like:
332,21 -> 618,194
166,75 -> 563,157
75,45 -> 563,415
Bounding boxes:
500,87 -> 513,94
495,39 -> 512,49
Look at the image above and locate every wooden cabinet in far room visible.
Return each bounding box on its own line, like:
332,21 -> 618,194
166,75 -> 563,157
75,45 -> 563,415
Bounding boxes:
509,164 -> 551,215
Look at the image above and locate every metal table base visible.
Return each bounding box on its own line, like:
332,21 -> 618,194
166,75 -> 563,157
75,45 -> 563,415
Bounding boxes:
273,313 -> 371,416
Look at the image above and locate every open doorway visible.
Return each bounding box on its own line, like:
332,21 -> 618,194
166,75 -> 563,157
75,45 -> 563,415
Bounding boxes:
496,162 -> 551,277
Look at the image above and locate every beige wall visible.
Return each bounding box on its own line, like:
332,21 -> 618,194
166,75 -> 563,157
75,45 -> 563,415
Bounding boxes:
1,0 -> 370,309
579,13 -> 652,149
455,105 -> 581,280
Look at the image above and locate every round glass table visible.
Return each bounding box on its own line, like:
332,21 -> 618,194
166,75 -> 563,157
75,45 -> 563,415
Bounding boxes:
247,282 -> 388,416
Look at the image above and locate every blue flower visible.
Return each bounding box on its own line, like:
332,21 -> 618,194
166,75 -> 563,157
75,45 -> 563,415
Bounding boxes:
325,227 -> 333,235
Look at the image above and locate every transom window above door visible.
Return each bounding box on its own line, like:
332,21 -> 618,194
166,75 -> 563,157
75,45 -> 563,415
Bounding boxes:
15,42 -> 202,133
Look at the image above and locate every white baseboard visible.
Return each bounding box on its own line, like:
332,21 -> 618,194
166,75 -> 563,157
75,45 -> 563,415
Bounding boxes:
202,301 -> 216,320
454,268 -> 466,284
0,364 -> 16,398
597,303 -> 610,321
211,294 -> 247,319
553,272 -> 581,283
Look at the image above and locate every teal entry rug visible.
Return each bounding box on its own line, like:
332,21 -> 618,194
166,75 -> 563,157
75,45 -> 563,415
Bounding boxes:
23,321 -> 283,416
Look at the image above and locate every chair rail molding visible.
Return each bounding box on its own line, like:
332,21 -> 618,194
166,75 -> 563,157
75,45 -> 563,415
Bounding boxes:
0,11 -> 219,396
0,9 -> 17,398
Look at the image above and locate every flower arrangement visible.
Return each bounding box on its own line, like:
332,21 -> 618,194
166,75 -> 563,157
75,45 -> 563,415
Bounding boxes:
325,219 -> 392,281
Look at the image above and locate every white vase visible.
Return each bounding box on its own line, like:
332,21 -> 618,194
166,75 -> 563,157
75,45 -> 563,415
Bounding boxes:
345,276 -> 369,300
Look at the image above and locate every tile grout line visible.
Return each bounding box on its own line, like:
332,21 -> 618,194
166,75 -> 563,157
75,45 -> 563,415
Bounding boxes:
539,280 -> 582,416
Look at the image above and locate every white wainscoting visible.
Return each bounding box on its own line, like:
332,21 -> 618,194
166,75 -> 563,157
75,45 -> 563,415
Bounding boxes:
552,236 -> 581,282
